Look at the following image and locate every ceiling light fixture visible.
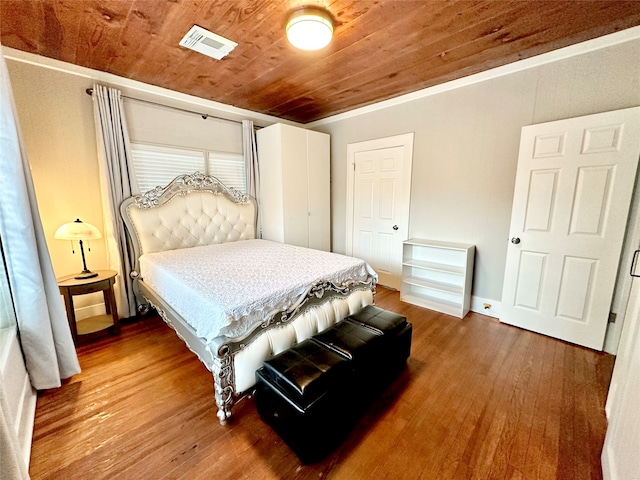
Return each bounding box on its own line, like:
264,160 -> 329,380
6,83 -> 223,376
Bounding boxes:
286,7 -> 333,51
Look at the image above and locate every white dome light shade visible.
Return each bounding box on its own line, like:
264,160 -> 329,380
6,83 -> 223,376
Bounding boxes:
286,8 -> 333,51
54,219 -> 102,240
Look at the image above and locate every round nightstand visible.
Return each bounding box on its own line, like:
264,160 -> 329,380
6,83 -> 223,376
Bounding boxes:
57,270 -> 121,345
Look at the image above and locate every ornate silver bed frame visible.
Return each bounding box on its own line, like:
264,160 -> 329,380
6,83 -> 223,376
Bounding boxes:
120,172 -> 376,424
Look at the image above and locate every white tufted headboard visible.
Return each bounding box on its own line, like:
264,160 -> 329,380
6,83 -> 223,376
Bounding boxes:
121,172 -> 257,267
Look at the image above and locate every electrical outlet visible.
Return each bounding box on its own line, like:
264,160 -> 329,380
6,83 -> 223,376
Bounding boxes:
473,299 -> 499,317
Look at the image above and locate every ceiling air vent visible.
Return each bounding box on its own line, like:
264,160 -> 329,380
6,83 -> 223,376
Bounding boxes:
179,25 -> 237,60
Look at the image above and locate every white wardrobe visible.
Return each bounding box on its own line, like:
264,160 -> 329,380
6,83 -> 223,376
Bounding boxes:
257,123 -> 330,251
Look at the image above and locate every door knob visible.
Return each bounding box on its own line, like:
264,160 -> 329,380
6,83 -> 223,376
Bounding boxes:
392,225 -> 399,231
511,237 -> 521,244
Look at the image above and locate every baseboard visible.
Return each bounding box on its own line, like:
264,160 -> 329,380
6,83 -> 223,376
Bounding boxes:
470,296 -> 501,318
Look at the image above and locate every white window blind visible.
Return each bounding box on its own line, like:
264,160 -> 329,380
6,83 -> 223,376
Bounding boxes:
131,143 -> 246,193
131,143 -> 204,193
208,152 -> 245,192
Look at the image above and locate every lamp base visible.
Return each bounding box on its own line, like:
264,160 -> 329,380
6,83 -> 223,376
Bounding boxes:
74,271 -> 99,280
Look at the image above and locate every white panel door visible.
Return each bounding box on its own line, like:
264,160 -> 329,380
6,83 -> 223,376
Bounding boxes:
602,270 -> 640,480
602,264 -> 640,480
501,107 -> 640,350
352,146 -> 406,289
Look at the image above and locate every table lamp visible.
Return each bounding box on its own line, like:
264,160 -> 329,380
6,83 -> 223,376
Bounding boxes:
54,219 -> 102,279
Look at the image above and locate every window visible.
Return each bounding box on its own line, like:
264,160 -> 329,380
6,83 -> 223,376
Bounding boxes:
131,143 -> 245,193
208,151 -> 246,192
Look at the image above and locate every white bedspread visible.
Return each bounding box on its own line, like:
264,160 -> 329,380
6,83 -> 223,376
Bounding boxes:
139,239 -> 377,341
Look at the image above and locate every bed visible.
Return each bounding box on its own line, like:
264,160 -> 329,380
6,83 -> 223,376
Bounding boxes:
120,172 -> 377,424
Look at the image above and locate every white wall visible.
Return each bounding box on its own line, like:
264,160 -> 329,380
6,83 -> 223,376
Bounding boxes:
316,37 -> 640,308
7,59 -> 106,280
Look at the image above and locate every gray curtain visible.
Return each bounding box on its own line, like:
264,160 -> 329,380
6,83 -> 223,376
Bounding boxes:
92,84 -> 139,318
242,120 -> 261,236
0,51 -> 80,388
1,47 -> 80,480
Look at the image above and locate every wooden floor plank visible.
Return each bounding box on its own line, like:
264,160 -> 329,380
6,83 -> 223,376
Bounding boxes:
28,287 -> 615,479
417,314 -> 510,479
505,332 -> 547,474
538,341 -> 567,480
484,331 -> 537,480
432,320 -> 522,480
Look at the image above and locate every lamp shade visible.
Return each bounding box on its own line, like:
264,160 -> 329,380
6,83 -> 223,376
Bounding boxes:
54,219 -> 102,241
286,7 -> 333,51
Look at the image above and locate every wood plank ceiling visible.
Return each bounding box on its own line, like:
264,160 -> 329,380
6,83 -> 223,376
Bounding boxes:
2,0 -> 640,124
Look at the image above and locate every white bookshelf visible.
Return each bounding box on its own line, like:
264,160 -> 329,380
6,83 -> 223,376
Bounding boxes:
401,239 -> 475,318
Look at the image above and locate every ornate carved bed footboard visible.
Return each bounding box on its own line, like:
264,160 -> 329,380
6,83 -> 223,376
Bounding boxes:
139,277 -> 375,423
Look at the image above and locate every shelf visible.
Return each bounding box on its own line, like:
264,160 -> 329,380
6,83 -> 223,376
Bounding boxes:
404,238 -> 475,250
402,277 -> 463,294
402,259 -> 465,275
401,238 -> 475,318
400,293 -> 462,317
77,314 -> 114,335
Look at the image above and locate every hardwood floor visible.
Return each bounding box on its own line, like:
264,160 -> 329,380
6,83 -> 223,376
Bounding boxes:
29,287 -> 615,479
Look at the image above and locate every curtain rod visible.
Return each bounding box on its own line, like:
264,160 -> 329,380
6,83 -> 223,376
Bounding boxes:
85,88 -> 252,126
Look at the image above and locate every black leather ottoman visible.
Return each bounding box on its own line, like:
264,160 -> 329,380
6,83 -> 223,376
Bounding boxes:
255,306 -> 412,463
347,305 -> 413,380
255,339 -> 356,463
312,318 -> 384,369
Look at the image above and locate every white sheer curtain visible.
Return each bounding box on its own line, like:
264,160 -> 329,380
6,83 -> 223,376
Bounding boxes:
0,52 -> 80,388
92,84 -> 139,318
242,120 -> 261,236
